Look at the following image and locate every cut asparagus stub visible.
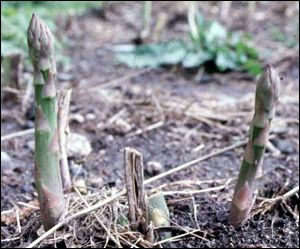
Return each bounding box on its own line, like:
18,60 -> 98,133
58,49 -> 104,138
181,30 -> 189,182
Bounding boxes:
124,147 -> 148,232
28,13 -> 65,231
229,65 -> 280,225
148,191 -> 170,227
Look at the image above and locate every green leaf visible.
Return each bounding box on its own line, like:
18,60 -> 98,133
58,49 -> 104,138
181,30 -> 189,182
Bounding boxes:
204,21 -> 227,51
243,60 -> 262,76
236,42 -> 258,59
182,50 -> 212,68
116,40 -> 187,68
194,10 -> 205,29
215,49 -> 238,71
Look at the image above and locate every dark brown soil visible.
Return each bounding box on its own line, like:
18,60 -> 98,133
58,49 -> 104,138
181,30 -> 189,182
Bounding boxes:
1,2 -> 299,248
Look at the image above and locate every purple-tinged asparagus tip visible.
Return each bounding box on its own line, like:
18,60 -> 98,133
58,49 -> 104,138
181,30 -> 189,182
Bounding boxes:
262,64 -> 280,91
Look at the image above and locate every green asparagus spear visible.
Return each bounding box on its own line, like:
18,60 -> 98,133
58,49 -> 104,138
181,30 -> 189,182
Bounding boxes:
229,65 -> 280,225
28,13 -> 64,230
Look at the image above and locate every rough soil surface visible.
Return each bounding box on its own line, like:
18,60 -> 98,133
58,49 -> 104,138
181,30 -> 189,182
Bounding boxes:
1,2 -> 299,248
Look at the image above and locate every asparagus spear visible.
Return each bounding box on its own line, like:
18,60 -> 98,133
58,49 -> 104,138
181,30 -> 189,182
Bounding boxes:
229,65 -> 280,225
28,13 -> 64,230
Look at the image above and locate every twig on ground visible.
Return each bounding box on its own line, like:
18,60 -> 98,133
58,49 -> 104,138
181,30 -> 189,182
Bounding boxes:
17,201 -> 39,209
97,108 -> 127,131
1,128 -> 34,142
1,237 -> 21,242
126,121 -> 165,137
15,208 -> 21,234
1,209 -> 15,216
1,87 -> 23,96
158,184 -> 234,196
156,177 -> 235,190
153,228 -> 205,246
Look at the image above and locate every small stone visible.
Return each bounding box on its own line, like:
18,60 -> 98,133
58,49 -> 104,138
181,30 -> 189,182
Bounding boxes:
98,149 -> 106,158
1,151 -> 11,163
271,138 -> 295,154
114,118 -> 132,133
90,176 -> 104,188
27,140 -> 35,152
96,122 -> 104,129
24,120 -> 34,129
74,179 -> 87,194
105,135 -> 114,143
70,113 -> 85,124
21,183 -> 31,193
146,161 -> 164,175
86,113 -> 96,121
67,133 -> 92,157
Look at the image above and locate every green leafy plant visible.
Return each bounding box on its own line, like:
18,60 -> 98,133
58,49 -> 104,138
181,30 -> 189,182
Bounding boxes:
116,8 -> 262,75
1,1 -> 104,64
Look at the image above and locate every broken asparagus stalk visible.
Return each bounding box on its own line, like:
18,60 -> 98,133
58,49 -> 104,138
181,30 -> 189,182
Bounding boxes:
27,13 -> 64,230
57,88 -> 72,193
124,148 -> 148,232
229,65 -> 280,225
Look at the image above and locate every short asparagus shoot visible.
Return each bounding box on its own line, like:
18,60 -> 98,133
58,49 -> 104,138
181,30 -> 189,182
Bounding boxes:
229,65 -> 280,225
148,191 -> 171,239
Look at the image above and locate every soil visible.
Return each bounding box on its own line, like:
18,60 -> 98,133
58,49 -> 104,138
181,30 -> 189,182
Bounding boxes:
1,2 -> 299,248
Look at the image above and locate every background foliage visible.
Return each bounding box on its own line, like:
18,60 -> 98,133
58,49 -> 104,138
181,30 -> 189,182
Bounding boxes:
1,1 -> 103,65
